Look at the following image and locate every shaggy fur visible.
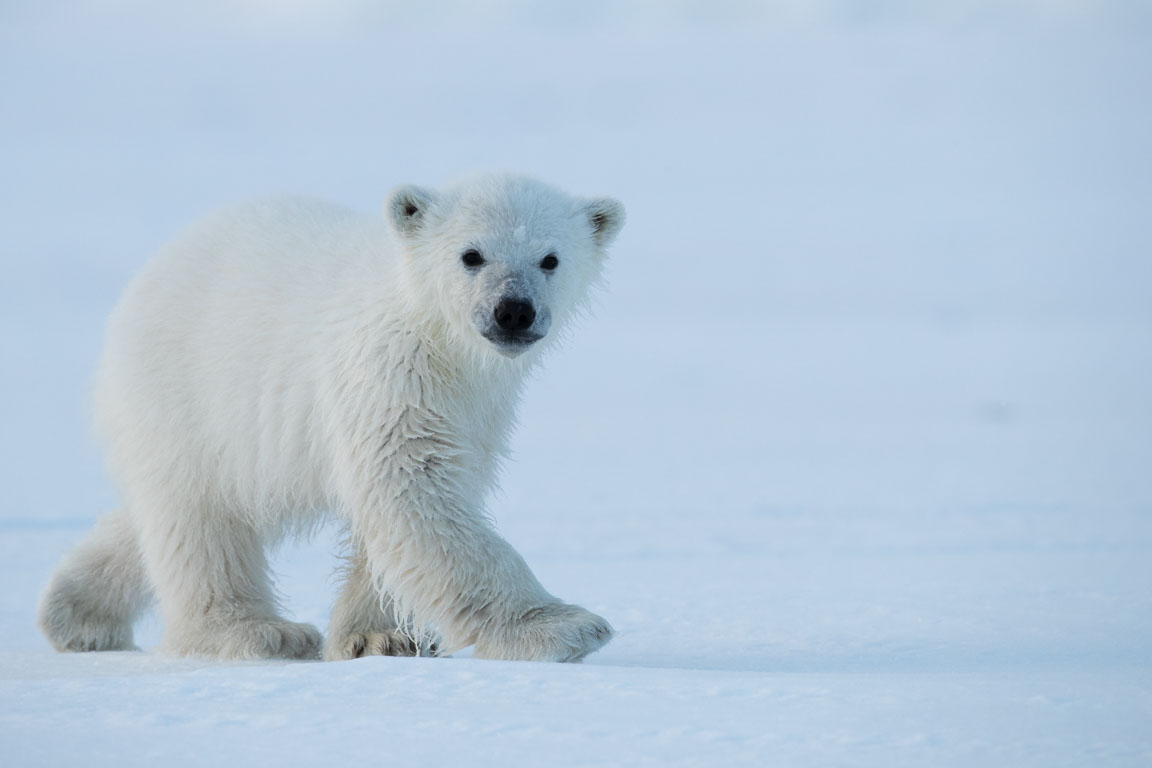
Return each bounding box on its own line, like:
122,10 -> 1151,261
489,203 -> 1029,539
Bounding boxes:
38,174 -> 624,662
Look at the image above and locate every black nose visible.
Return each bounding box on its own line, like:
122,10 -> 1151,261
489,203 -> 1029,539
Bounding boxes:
494,298 -> 536,331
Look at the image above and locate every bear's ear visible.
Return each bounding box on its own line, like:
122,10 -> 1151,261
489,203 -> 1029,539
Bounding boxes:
386,185 -> 438,238
579,197 -> 626,248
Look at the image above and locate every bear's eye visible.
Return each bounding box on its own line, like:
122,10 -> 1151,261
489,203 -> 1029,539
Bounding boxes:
540,253 -> 559,271
461,249 -> 485,268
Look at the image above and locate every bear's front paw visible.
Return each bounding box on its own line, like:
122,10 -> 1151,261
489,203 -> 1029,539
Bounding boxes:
324,630 -> 441,661
473,602 -> 613,663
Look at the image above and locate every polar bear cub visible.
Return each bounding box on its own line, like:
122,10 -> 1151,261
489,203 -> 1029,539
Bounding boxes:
38,174 -> 624,662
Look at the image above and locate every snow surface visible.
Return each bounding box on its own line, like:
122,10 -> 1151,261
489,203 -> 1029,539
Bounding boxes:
1,1 -> 1150,765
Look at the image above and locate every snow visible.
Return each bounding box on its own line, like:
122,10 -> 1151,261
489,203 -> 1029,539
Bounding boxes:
1,1 -> 1150,765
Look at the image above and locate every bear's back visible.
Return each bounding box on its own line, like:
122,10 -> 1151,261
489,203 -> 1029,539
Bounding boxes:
92,198 -> 400,513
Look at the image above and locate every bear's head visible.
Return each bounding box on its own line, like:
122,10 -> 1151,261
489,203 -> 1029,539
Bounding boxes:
386,174 -> 624,360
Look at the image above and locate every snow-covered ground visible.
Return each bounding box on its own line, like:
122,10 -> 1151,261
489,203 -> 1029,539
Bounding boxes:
1,2 -> 1150,765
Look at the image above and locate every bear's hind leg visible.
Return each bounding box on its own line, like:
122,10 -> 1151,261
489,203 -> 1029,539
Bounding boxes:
38,508 -> 152,652
135,499 -> 321,660
324,545 -> 439,661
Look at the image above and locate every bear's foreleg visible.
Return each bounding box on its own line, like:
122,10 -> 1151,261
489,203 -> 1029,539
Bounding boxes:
346,461 -> 613,663
325,544 -> 440,660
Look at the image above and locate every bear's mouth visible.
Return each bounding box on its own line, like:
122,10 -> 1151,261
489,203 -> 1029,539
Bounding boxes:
482,330 -> 544,357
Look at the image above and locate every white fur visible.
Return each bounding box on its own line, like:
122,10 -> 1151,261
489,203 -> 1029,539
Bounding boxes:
38,174 -> 624,662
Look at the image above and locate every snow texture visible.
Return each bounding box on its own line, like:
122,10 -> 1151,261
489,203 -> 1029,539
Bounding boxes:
1,1 -> 1150,766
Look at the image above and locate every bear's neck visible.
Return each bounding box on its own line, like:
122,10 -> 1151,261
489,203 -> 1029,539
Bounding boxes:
372,312 -> 530,434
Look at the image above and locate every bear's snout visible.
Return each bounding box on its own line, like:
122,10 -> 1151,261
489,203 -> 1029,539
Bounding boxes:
493,298 -> 536,332
483,296 -> 547,357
